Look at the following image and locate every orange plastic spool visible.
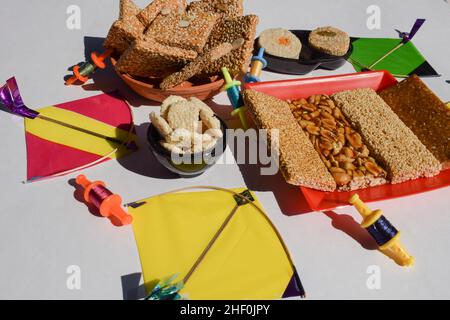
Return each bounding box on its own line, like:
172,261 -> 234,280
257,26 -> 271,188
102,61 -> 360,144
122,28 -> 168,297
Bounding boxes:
75,174 -> 133,226
65,49 -> 113,86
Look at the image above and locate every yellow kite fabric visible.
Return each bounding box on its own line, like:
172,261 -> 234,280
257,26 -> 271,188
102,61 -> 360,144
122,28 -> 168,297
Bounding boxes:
129,187 -> 302,300
25,106 -> 134,159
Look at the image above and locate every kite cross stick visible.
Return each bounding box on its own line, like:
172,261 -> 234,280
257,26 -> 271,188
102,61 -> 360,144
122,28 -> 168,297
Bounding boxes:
183,200 -> 242,284
368,18 -> 426,69
0,77 -> 135,149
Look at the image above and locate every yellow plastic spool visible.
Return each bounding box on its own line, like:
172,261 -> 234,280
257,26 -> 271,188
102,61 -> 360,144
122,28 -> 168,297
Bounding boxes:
250,60 -> 264,79
231,107 -> 249,130
349,194 -> 414,267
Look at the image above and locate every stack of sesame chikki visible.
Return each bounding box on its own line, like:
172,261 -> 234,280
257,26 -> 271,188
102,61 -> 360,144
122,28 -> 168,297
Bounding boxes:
104,0 -> 258,89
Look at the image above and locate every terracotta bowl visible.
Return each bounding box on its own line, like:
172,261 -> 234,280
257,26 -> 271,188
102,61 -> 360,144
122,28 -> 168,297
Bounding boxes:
110,57 -> 224,102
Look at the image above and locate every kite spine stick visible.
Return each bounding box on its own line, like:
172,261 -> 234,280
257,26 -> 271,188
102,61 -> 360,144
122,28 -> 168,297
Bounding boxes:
368,42 -> 404,69
183,204 -> 240,284
36,114 -> 130,147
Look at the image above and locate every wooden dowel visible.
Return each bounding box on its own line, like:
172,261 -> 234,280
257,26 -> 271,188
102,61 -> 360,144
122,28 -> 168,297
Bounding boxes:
37,114 -> 128,146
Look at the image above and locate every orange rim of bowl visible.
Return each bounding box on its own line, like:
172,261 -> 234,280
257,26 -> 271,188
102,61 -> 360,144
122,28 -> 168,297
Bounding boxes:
110,56 -> 224,93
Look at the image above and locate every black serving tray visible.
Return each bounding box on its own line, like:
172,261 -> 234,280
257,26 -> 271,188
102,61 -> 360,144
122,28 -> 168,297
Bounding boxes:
255,29 -> 353,75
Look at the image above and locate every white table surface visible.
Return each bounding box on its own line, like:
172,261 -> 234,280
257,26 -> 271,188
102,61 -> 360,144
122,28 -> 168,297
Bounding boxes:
0,0 -> 449,300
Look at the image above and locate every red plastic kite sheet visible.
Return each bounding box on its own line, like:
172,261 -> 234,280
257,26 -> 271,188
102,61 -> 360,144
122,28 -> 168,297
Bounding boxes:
24,92 -> 137,182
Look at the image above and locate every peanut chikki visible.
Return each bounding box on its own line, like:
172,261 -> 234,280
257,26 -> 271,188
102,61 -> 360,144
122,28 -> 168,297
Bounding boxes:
145,11 -> 220,53
160,42 -> 233,89
332,88 -> 441,184
379,75 -> 450,170
243,90 -> 337,191
115,38 -> 197,77
200,15 -> 259,77
288,94 -> 387,191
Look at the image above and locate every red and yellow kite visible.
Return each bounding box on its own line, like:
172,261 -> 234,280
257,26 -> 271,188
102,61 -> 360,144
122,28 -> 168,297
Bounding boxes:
1,77 -> 137,182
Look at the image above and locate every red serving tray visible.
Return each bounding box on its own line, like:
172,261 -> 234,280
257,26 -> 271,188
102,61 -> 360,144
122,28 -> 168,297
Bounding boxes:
244,71 -> 450,211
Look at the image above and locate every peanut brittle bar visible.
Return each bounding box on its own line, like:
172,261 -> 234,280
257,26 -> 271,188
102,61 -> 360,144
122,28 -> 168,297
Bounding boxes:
289,94 -> 388,191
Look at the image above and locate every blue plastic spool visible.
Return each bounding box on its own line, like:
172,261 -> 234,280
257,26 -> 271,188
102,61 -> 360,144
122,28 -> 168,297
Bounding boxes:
365,215 -> 399,246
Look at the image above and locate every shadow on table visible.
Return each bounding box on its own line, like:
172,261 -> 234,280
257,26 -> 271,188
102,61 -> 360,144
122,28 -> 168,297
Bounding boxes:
121,273 -> 148,300
219,108 -> 378,250
204,101 -> 314,216
116,123 -> 179,180
68,178 -> 102,217
237,161 -> 313,216
223,132 -> 312,216
237,155 -> 377,249
207,100 -> 256,130
63,36 -> 159,108
206,100 -> 234,122
323,211 -> 378,250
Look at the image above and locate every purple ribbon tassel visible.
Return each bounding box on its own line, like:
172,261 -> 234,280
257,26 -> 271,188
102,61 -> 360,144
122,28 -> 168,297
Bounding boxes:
0,77 -> 39,119
399,18 -> 426,42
